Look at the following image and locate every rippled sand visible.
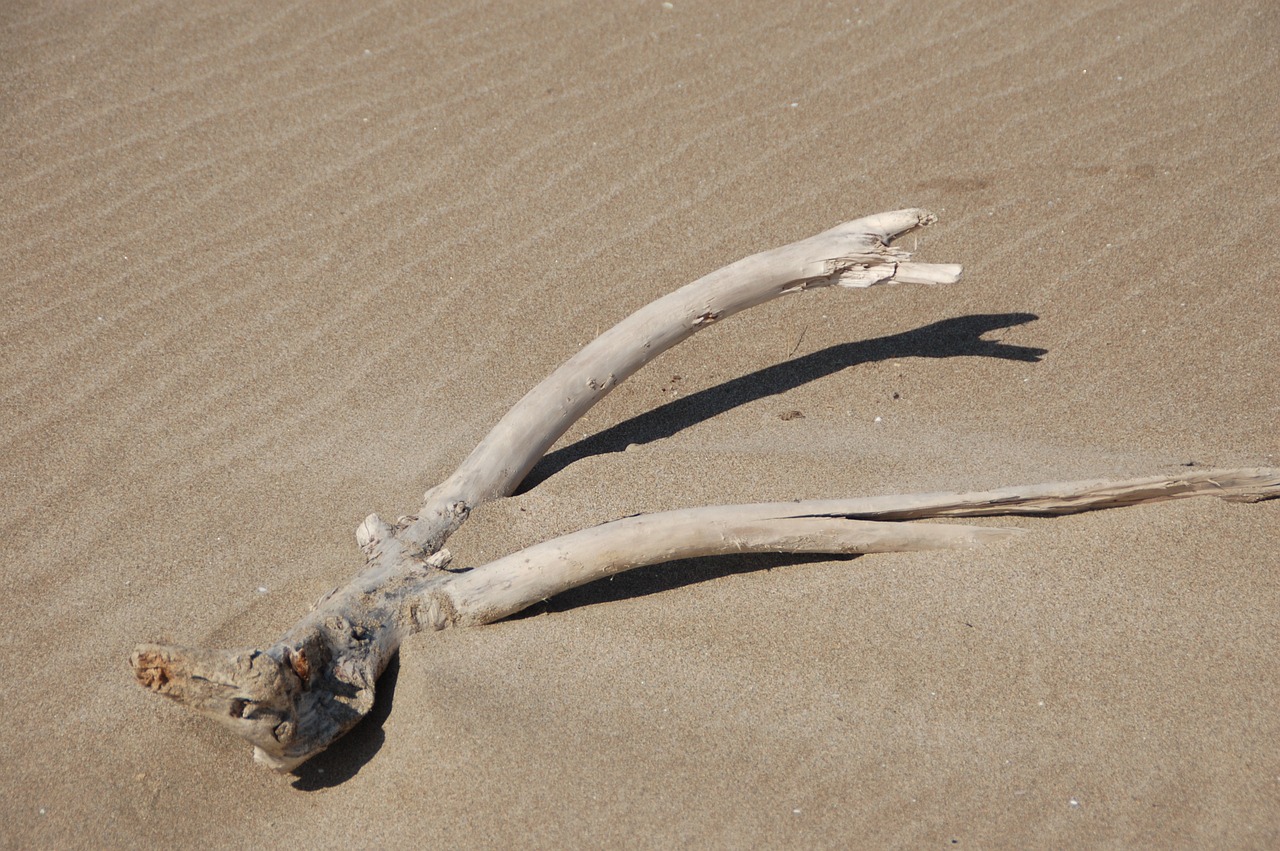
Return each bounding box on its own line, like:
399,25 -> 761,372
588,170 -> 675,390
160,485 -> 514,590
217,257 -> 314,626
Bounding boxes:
3,1 -> 1277,846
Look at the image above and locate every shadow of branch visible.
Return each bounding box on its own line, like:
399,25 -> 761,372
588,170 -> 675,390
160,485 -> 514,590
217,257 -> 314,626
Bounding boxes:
508,551 -> 862,617
519,312 -> 1045,491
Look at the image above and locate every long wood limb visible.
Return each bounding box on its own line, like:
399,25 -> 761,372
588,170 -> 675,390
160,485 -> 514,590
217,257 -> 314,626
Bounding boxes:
764,467 -> 1280,519
439,467 -> 1280,627
400,208 -> 960,554
442,512 -> 1020,627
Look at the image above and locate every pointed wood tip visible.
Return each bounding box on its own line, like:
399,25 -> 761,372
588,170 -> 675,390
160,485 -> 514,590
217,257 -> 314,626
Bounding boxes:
892,262 -> 963,285
816,209 -> 939,245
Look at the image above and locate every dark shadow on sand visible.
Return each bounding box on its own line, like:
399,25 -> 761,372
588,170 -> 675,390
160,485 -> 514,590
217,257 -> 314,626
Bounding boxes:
518,313 -> 1045,492
292,655 -> 400,790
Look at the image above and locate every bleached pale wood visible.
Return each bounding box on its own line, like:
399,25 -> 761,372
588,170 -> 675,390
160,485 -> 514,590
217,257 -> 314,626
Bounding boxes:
129,210 -> 1279,774
442,468 -> 1280,626
443,511 -> 1021,627
399,208 -> 960,556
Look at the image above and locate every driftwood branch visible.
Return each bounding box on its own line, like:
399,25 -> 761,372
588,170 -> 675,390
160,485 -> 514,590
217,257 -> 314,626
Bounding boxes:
130,210 -> 1279,772
438,469 -> 1279,626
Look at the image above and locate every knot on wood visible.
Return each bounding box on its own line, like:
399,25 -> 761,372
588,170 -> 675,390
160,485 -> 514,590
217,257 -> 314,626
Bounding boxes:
356,512 -> 393,553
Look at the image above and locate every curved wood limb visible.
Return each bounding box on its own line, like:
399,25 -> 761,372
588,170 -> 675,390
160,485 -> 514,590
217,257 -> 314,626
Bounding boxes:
399,208 -> 959,555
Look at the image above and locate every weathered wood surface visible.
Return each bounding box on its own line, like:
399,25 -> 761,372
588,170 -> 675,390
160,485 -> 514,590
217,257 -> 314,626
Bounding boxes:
130,210 -> 1279,772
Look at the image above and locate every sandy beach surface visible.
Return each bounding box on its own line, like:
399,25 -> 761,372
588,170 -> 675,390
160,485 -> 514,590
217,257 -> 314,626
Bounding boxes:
3,0 -> 1278,847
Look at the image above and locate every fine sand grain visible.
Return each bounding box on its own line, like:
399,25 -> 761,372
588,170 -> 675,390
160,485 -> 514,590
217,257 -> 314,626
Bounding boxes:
3,1 -> 1277,847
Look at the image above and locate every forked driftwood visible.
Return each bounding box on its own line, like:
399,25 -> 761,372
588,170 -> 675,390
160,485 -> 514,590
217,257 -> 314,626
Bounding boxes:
130,210 -> 1280,771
